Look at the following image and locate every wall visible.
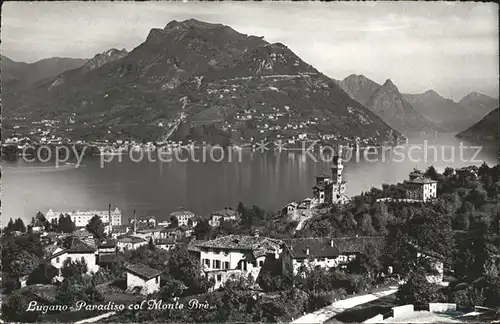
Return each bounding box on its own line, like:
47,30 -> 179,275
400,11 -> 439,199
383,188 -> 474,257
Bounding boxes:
363,314 -> 383,323
201,249 -> 246,270
126,272 -> 160,295
428,303 -> 456,313
51,253 -> 99,273
392,305 -> 414,318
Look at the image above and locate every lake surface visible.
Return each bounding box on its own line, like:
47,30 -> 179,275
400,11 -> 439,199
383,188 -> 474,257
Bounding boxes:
2,135 -> 498,224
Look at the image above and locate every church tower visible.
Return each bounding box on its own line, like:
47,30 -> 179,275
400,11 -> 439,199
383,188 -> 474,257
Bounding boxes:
331,146 -> 347,204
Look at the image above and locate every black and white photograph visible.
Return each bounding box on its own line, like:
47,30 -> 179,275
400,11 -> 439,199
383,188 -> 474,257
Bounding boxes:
0,1 -> 499,323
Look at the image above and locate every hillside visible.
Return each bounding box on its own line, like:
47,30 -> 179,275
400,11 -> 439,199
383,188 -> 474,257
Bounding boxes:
340,75 -> 439,134
456,107 -> 499,141
404,90 -> 498,133
3,19 -> 402,144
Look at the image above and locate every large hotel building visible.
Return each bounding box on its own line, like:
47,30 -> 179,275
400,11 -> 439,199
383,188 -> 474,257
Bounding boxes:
46,207 -> 122,227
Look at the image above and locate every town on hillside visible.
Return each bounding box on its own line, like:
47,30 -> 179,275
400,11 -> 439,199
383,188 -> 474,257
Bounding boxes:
2,161 -> 499,323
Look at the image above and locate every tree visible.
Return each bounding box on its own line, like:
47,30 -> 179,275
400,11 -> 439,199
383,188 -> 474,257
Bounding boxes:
396,269 -> 444,306
194,218 -> 212,240
86,215 -> 105,239
26,262 -> 58,285
57,213 -> 76,233
61,258 -> 88,279
167,247 -> 211,294
425,165 -> 439,181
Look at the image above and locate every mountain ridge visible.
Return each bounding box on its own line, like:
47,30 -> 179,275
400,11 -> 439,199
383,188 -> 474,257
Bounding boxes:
340,74 -> 439,134
3,19 -> 402,145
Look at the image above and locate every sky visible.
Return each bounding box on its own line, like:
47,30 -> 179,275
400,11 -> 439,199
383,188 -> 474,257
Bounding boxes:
2,1 -> 498,101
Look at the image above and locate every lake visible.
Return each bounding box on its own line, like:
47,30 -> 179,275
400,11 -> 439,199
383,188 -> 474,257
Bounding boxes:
2,135 -> 498,224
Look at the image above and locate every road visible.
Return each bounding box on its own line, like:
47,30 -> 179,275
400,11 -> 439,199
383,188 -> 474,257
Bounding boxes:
291,287 -> 398,324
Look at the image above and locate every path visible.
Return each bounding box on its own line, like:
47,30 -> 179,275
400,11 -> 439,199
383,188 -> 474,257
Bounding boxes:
74,311 -> 116,324
291,287 -> 398,324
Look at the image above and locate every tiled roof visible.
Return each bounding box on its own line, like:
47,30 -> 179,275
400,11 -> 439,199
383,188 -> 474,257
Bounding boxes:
211,208 -> 240,218
69,237 -> 96,253
124,263 -> 162,280
170,210 -> 195,218
156,238 -> 175,245
196,235 -> 282,253
117,237 -> 147,244
285,236 -> 385,259
111,225 -> 129,233
98,254 -> 117,263
43,244 -> 59,257
405,177 -> 437,184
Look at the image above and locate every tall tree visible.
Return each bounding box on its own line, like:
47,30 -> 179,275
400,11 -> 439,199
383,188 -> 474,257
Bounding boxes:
86,215 -> 105,239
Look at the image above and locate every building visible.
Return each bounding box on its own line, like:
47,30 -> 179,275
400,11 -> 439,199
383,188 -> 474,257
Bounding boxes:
97,240 -> 117,265
170,210 -> 197,227
285,236 -> 385,274
46,206 -> 122,227
195,234 -> 292,290
208,208 -> 241,227
130,215 -> 157,227
312,149 -> 348,205
116,236 -> 148,251
155,238 -> 176,251
46,237 -> 100,274
125,263 -> 162,295
110,225 -> 130,239
404,169 -> 438,202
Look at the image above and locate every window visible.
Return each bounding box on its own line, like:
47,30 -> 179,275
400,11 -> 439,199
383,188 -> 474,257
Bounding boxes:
259,260 -> 264,267
213,260 -> 221,269
56,257 -> 59,263
204,259 -> 210,267
217,274 -> 222,282
156,277 -> 159,284
224,261 -> 230,269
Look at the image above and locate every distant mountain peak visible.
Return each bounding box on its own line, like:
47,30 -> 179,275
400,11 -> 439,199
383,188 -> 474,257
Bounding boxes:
81,48 -> 128,72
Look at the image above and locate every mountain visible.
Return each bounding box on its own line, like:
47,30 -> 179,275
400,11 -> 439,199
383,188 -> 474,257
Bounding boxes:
81,48 -> 128,72
458,92 -> 499,120
403,90 -> 498,133
3,19 -> 402,144
403,90 -> 472,132
1,55 -> 88,85
456,107 -> 499,141
340,75 -> 438,134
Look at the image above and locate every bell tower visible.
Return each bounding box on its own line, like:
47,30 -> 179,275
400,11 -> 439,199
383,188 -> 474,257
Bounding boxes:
331,146 -> 344,184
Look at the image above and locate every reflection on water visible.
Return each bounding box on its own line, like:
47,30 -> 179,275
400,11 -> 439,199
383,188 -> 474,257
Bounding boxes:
2,135 -> 498,224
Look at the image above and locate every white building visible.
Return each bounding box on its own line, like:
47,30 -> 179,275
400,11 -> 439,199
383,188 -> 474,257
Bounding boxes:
170,210 -> 196,227
46,207 -> 122,227
286,237 -> 385,275
46,237 -> 100,274
404,170 -> 438,202
125,263 -> 161,295
195,234 -> 293,290
208,208 -> 240,227
116,236 -> 148,251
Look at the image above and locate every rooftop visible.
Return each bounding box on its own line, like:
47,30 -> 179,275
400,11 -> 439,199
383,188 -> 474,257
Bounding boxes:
285,236 -> 385,259
170,210 -> 196,217
405,177 -> 438,184
124,263 -> 162,280
117,237 -> 147,244
196,235 -> 282,253
211,208 -> 240,218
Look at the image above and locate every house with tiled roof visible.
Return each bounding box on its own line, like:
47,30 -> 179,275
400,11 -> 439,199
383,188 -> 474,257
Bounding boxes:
404,169 -> 438,202
46,237 -> 99,274
116,236 -> 148,251
208,208 -> 241,227
195,233 -> 293,290
155,238 -> 176,251
170,210 -> 197,227
285,236 -> 385,274
124,263 -> 162,295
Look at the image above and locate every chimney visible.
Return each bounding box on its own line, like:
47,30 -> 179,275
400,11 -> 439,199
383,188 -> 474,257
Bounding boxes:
330,239 -> 334,247
133,209 -> 137,234
306,248 -> 309,255
108,204 -> 112,234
